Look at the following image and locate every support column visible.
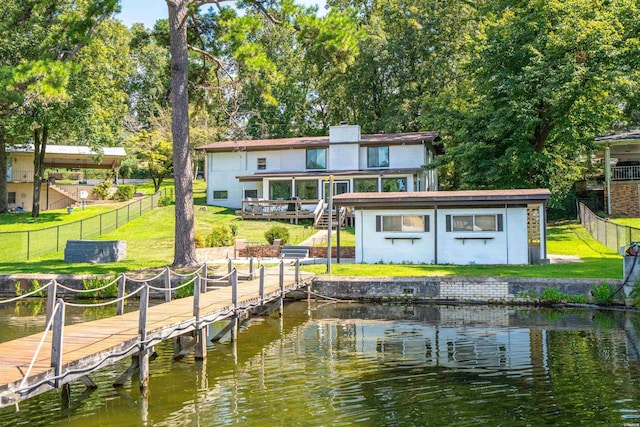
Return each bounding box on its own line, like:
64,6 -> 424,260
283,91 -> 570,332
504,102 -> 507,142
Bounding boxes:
540,203 -> 547,261
605,145 -> 611,215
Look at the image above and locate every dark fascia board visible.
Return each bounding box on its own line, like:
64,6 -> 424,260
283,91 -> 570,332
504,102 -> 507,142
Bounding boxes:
237,168 -> 423,182
332,190 -> 551,208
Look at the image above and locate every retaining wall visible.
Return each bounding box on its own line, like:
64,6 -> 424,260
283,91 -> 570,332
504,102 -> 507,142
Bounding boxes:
311,276 -> 622,302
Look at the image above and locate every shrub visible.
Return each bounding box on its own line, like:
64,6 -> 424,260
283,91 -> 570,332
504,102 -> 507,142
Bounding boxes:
540,288 -> 565,302
592,281 -> 617,305
229,222 -> 238,236
206,224 -> 235,247
175,279 -> 196,299
565,294 -> 589,304
194,232 -> 206,248
29,280 -> 43,297
114,184 -> 136,201
264,225 -> 289,245
82,276 -> 118,299
630,279 -> 640,308
92,181 -> 113,200
158,195 -> 173,207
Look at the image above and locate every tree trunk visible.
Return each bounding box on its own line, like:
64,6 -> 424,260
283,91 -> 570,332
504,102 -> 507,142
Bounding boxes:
0,131 -> 8,213
167,0 -> 197,266
32,126 -> 47,218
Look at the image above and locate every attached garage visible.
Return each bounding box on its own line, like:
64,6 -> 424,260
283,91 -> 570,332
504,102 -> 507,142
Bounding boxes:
333,189 -> 551,265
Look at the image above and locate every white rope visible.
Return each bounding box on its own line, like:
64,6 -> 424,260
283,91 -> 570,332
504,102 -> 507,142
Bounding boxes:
167,264 -> 205,278
147,275 -> 197,291
64,285 -> 144,308
55,276 -> 120,293
125,269 -> 166,283
0,281 -> 53,304
201,270 -> 235,282
18,302 -> 60,390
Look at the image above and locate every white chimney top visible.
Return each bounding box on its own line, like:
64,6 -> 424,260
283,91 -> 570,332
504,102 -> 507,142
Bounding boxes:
329,124 -> 361,143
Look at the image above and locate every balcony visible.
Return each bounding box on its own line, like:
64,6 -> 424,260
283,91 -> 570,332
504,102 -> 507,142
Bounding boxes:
612,164 -> 640,181
7,169 -> 34,183
240,198 -> 319,224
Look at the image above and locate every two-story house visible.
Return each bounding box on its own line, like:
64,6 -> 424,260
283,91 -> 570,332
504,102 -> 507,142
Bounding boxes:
200,125 -> 442,211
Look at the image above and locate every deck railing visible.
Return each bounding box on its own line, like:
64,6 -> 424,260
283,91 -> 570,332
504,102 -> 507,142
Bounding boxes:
0,188 -> 173,262
240,198 -> 318,224
612,165 -> 640,181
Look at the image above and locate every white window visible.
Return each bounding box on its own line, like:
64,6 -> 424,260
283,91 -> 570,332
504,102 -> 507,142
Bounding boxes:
376,215 -> 429,232
213,190 -> 228,199
446,214 -> 503,232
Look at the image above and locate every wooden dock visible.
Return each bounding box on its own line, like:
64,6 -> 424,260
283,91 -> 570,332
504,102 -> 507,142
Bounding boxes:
0,261 -> 311,409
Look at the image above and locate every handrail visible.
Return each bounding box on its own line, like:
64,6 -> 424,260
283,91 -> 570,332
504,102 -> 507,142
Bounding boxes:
64,284 -> 145,307
313,199 -> 325,226
147,275 -> 197,292
55,276 -> 121,293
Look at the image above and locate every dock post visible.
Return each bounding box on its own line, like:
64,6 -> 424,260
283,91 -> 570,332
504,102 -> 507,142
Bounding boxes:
227,259 -> 233,275
259,265 -> 265,305
295,258 -> 300,285
138,284 -> 150,391
116,274 -> 126,315
249,258 -> 254,280
46,280 -> 58,325
278,261 -> 284,317
164,267 -> 171,302
193,277 -> 207,360
51,299 -> 65,388
231,269 -> 238,342
201,263 -> 208,293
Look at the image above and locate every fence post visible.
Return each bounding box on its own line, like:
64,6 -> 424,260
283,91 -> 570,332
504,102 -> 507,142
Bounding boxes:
46,280 -> 58,325
138,284 -> 149,391
164,267 -> 171,302
116,274 -> 126,315
100,214 -> 103,235
80,220 -> 83,239
116,209 -> 119,229
51,299 -> 65,388
259,265 -> 265,305
27,230 -> 30,260
128,204 -> 131,222
56,226 -> 60,252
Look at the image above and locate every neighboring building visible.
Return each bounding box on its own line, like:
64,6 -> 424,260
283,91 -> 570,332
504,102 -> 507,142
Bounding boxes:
332,189 -> 551,265
200,124 -> 442,209
6,145 -> 126,212
595,130 -> 640,216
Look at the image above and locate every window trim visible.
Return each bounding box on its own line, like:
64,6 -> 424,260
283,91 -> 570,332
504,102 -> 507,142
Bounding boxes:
306,148 -> 327,170
445,214 -> 504,232
376,215 -> 429,233
367,145 -> 390,168
213,190 -> 228,200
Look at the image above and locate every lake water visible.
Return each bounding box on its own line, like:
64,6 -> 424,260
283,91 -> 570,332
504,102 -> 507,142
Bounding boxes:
1,301 -> 640,426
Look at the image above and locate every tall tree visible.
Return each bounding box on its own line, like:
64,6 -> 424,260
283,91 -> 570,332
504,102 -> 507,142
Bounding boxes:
164,0 -> 360,266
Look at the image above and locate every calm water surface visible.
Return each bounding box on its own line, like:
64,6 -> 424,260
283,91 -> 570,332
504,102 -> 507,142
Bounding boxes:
1,301 -> 640,426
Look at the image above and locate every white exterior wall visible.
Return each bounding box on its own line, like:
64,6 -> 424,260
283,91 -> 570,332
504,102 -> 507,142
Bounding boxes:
356,209 -> 435,264
436,207 -> 528,265
207,152 -> 245,208
328,143 -> 358,170
357,144 -> 425,170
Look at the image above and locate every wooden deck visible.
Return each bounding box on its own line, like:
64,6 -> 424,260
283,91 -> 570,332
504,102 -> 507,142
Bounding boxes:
0,265 -> 311,408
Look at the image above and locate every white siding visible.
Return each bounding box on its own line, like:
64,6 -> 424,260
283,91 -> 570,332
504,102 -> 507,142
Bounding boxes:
436,207 -> 528,265
358,144 -> 425,170
206,152 -> 245,208
329,143 -> 358,170
357,209 -> 435,264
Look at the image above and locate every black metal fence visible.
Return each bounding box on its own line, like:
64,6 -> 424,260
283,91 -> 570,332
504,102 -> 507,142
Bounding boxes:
578,202 -> 640,253
0,188 -> 173,262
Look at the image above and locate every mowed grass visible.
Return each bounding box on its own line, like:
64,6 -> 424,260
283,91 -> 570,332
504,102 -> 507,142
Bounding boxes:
610,218 -> 640,229
302,222 -> 622,279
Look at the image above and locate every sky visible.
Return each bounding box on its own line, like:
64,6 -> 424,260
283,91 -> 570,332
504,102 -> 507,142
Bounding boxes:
117,0 -> 328,29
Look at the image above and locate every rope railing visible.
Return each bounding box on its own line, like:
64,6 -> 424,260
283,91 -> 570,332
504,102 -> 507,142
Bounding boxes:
64,285 -> 145,308
124,269 -> 168,283
4,258 -> 306,403
167,264 -> 205,278
55,276 -> 120,294
0,281 -> 53,305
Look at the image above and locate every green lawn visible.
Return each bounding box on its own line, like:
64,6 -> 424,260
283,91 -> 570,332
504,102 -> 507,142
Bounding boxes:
610,218 -> 640,229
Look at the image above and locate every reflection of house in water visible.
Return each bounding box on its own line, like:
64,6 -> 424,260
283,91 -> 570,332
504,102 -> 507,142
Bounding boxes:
311,305 -> 639,373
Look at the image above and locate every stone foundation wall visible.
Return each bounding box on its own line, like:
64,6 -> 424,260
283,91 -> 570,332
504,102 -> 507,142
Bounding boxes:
610,181 -> 640,216
309,247 -> 356,258
312,276 -> 620,302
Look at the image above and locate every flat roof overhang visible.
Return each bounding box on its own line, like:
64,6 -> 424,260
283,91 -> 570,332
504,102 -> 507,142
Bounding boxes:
332,189 -> 551,209
237,168 -> 423,182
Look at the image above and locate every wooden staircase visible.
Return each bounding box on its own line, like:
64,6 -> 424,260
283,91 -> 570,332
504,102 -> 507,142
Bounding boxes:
48,183 -> 80,204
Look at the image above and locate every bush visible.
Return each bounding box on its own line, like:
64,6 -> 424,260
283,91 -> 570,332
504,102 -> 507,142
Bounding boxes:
93,181 -> 113,200
229,222 -> 238,236
158,195 -> 173,207
175,279 -> 196,299
540,288 -> 565,302
592,280 -> 617,305
206,225 -> 235,247
194,232 -> 205,248
114,184 -> 136,201
82,276 -> 118,299
264,225 -> 289,245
